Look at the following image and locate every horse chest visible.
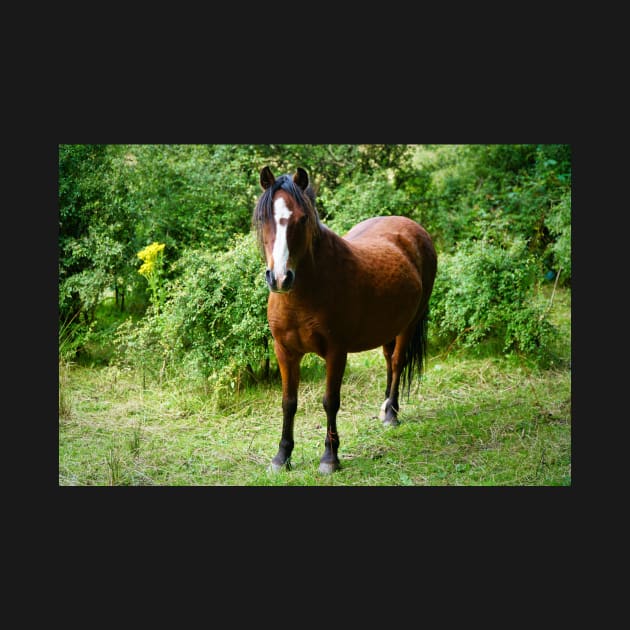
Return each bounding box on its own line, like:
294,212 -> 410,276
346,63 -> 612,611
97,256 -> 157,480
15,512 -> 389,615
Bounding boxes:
267,298 -> 334,357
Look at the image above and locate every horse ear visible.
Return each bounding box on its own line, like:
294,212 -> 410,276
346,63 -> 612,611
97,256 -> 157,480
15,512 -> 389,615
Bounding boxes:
293,167 -> 309,190
260,166 -> 275,190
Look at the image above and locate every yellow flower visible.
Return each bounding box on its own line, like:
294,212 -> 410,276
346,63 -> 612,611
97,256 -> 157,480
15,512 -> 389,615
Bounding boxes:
137,242 -> 165,277
138,260 -> 154,277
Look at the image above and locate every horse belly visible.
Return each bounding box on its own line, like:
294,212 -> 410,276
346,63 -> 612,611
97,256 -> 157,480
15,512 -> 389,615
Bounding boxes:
343,290 -> 420,352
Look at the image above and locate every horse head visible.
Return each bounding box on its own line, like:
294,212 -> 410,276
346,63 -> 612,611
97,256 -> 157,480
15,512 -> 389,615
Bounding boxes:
253,166 -> 319,293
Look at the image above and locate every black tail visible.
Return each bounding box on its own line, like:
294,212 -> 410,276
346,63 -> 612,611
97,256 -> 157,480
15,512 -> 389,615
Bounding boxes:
400,311 -> 429,400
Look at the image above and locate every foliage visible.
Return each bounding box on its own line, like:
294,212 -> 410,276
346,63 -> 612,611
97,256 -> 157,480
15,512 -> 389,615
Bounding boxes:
320,170 -> 411,234
429,237 -> 557,358
249,144 -> 411,196
114,232 -> 270,404
113,312 -> 163,384
59,145 -> 143,323
119,144 -> 260,255
60,144 -> 571,382
400,144 -> 571,286
544,191 -> 571,279
167,232 -> 270,387
59,310 -> 93,363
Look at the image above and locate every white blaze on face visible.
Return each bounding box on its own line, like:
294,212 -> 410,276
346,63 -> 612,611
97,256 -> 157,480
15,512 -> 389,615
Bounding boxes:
272,196 -> 292,277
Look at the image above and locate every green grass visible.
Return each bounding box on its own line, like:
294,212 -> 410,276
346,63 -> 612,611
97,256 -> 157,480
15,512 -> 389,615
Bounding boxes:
58,286 -> 571,486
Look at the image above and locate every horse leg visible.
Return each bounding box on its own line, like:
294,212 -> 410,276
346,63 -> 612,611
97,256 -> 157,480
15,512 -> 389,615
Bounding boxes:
380,330 -> 413,426
379,340 -> 396,422
270,342 -> 302,472
318,351 -> 347,474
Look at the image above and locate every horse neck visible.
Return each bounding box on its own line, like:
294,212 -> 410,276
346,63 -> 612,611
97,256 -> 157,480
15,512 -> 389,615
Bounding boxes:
318,223 -> 352,257
293,224 -> 352,293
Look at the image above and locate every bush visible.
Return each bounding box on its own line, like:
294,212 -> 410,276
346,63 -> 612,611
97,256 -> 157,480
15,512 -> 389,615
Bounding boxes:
430,237 -> 557,358
544,191 -> 571,282
114,232 -> 272,403
319,171 -> 410,234
402,145 -> 571,269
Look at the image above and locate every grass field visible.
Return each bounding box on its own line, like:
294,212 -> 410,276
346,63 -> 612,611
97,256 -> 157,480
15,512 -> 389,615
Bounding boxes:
58,287 -> 571,486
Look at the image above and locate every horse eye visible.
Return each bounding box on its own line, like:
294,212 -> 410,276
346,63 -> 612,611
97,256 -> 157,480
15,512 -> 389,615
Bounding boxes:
299,215 -> 308,225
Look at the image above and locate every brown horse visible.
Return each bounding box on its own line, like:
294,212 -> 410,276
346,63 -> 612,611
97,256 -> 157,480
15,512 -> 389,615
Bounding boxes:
253,166 -> 437,474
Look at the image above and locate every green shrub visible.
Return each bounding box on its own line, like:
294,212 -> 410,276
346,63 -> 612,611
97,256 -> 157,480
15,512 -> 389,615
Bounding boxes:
544,191 -> 571,282
114,232 -> 272,402
403,145 -> 571,266
113,311 -> 167,385
320,172 -> 410,234
430,237 -> 557,358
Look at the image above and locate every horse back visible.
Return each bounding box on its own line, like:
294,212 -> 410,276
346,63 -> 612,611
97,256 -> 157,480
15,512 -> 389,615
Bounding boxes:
344,216 -> 436,300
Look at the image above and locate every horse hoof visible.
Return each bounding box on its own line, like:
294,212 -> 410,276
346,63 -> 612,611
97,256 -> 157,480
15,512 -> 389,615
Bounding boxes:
318,461 -> 340,474
383,417 -> 400,427
268,457 -> 291,473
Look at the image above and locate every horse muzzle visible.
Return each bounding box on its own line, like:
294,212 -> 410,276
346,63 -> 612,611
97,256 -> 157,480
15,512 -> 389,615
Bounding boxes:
266,268 -> 295,293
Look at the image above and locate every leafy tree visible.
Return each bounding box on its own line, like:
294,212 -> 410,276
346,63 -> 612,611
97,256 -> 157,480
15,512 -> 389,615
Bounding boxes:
399,144 -> 571,284
59,144 -> 140,324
